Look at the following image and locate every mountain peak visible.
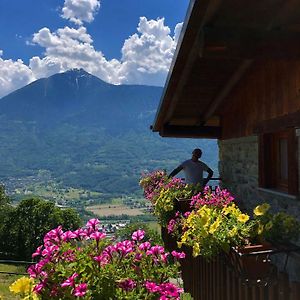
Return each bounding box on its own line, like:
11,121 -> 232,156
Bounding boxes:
65,68 -> 90,76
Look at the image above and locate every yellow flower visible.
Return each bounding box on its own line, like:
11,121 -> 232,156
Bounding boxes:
209,219 -> 221,234
237,214 -> 249,223
222,206 -> 231,215
265,221 -> 273,230
24,294 -> 40,300
257,224 -> 264,235
9,277 -> 33,295
177,241 -> 183,248
192,242 -> 200,257
253,203 -> 270,216
228,226 -> 238,237
181,232 -> 189,243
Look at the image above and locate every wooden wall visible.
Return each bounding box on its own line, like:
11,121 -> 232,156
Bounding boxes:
220,60 -> 300,139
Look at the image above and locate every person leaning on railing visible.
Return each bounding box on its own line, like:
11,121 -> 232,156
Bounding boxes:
168,148 -> 213,189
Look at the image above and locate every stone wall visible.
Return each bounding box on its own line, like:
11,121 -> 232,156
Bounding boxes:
218,134 -> 300,281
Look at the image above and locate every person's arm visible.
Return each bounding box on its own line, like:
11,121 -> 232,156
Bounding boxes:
203,168 -> 213,186
168,166 -> 183,178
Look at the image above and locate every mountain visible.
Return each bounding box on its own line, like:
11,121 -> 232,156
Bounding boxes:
0,69 -> 218,197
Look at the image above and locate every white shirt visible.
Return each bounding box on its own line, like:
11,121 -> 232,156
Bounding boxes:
180,159 -> 210,185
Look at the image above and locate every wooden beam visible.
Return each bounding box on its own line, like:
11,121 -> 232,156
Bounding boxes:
254,110 -> 300,134
152,0 -> 223,132
161,124 -> 221,139
203,27 -> 300,59
203,59 -> 253,122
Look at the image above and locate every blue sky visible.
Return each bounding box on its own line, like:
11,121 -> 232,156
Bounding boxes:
0,0 -> 189,98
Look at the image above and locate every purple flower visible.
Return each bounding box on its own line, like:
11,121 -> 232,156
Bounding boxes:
159,282 -> 183,298
41,245 -> 59,258
44,226 -> 64,245
61,273 -> 78,288
73,283 -> 87,297
171,250 -> 186,259
73,228 -> 87,239
146,245 -> 165,256
62,231 -> 76,242
145,281 -> 160,293
33,279 -> 47,294
118,279 -> 136,291
132,229 -> 145,241
93,254 -> 110,266
90,231 -> 106,241
139,241 -> 151,251
86,218 -> 100,230
167,219 -> 176,234
32,245 -> 43,258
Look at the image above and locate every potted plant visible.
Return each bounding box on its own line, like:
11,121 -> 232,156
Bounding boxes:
10,219 -> 186,300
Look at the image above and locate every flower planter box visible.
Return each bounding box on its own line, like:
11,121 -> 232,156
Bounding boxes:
227,242 -> 278,285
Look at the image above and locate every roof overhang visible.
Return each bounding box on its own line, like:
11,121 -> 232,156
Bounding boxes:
152,0 -> 300,138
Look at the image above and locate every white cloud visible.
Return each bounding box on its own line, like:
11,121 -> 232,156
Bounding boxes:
118,17 -> 180,86
61,0 -> 100,25
0,51 -> 35,98
0,17 -> 183,97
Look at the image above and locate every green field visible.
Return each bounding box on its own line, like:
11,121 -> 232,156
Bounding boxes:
0,264 -> 27,300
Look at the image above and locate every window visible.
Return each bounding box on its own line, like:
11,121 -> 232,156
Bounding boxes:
259,128 -> 298,195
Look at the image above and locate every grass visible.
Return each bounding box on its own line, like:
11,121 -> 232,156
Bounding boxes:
146,221 -> 161,233
0,264 -> 27,300
85,203 -> 146,216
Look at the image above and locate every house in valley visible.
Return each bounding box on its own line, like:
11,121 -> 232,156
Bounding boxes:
152,0 -> 300,298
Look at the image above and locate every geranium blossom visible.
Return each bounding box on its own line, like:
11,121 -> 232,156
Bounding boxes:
11,219 -> 184,299
73,283 -> 87,297
132,229 -> 145,241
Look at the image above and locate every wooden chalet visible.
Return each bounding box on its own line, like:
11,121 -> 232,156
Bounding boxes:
152,0 -> 300,299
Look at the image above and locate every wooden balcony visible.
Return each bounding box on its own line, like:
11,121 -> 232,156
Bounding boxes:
162,229 -> 300,300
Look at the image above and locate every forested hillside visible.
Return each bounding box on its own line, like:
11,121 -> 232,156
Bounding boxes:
0,69 -> 218,198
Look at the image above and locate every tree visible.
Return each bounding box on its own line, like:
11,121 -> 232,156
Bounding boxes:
0,197 -> 82,260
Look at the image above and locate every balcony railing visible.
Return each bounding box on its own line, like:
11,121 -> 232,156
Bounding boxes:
162,230 -> 300,300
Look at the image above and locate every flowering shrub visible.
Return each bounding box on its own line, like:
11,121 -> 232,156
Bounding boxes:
178,203 -> 255,258
140,171 -> 201,226
141,171 -> 300,259
10,219 -> 186,300
253,203 -> 300,244
139,170 -> 168,203
190,186 -> 234,209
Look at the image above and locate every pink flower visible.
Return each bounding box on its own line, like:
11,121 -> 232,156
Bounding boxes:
61,273 -> 78,288
32,245 -> 43,258
159,282 -> 183,298
44,226 -> 64,245
41,245 -> 59,258
62,231 -> 76,242
167,219 -> 176,234
118,279 -> 136,291
146,245 -> 165,256
90,231 -> 106,241
86,218 -> 100,230
171,250 -> 186,259
93,254 -> 110,266
132,229 -> 145,241
145,281 -> 160,293
73,228 -> 87,239
134,253 -> 142,261
61,249 -> 76,262
33,279 -> 47,294
73,283 -> 87,297
139,241 -> 151,251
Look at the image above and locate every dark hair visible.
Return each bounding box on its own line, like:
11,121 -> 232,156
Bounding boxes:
193,148 -> 202,157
